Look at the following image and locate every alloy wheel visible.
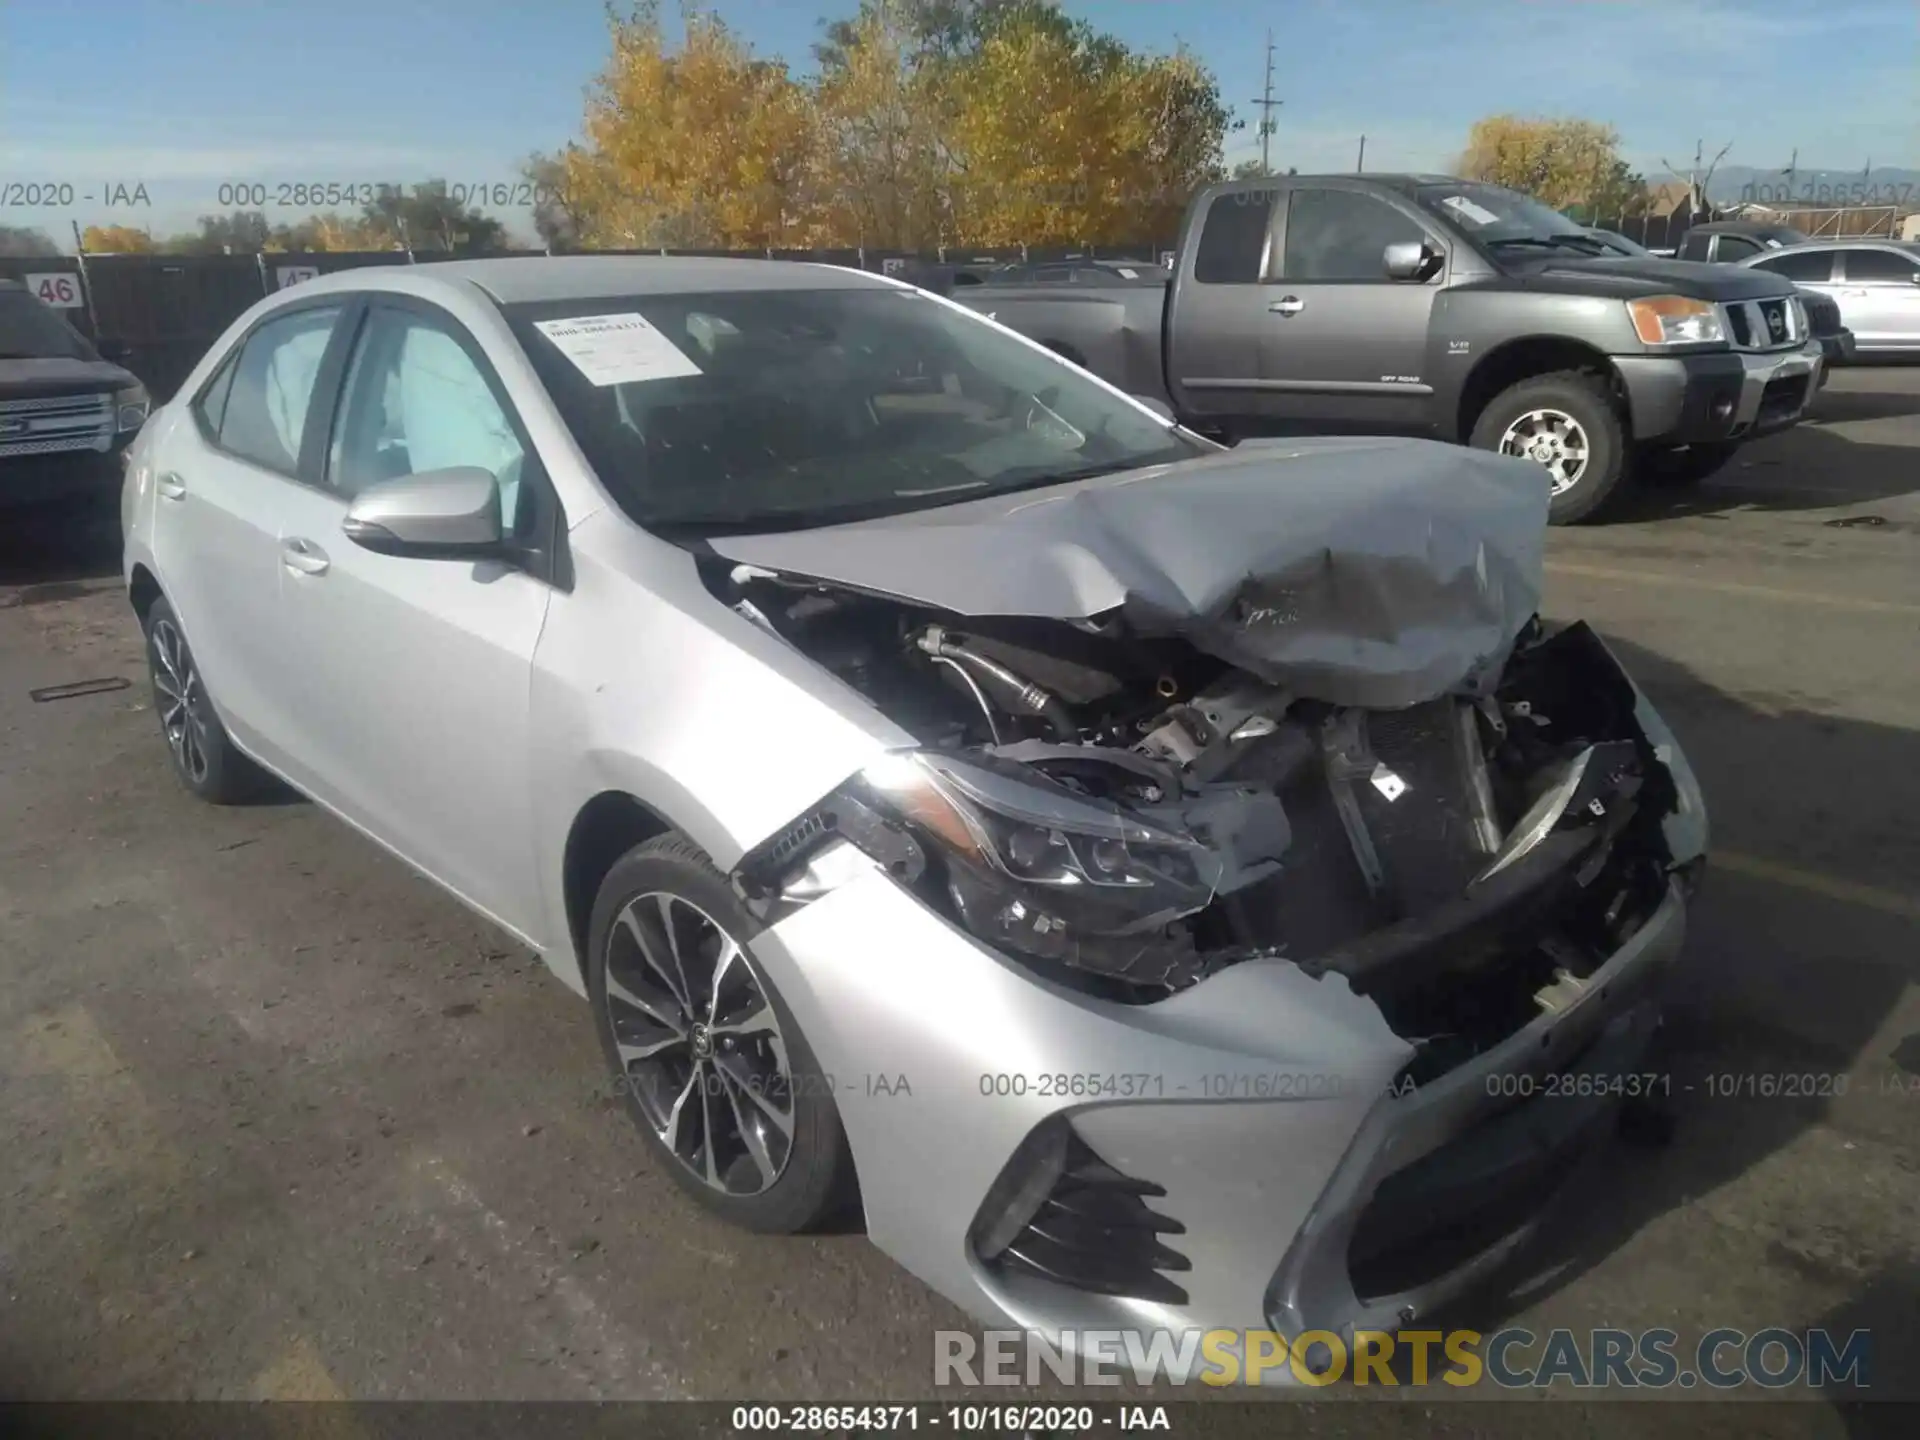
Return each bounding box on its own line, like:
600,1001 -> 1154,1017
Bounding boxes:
149,618 -> 211,785
1498,408 -> 1591,496
603,891 -> 795,1195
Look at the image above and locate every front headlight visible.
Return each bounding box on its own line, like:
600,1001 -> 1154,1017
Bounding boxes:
114,384 -> 149,433
860,750 -> 1221,965
1627,295 -> 1725,347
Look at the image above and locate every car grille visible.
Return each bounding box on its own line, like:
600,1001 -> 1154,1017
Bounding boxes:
1722,297 -> 1801,352
989,1130 -> 1192,1305
0,392 -> 114,459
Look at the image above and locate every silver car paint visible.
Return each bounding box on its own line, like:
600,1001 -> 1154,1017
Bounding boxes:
125,257 -> 1698,1372
1741,240 -> 1920,354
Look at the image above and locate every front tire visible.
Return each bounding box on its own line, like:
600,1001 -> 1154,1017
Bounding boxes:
586,834 -> 856,1233
1470,370 -> 1630,525
142,596 -> 267,804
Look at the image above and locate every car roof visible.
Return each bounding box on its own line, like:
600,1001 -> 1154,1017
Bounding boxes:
285,254 -> 901,308
1692,220 -> 1807,236
1740,237 -> 1918,252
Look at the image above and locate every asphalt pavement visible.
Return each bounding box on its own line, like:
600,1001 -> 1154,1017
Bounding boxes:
1,368 -> 1915,1433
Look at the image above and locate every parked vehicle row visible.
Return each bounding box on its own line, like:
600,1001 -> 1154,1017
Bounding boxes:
122,256 -> 1707,1371
0,278 -> 148,510
951,174 -> 1825,523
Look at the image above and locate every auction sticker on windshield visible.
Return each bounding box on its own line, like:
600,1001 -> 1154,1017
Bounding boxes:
532,312 -> 703,386
1439,195 -> 1502,227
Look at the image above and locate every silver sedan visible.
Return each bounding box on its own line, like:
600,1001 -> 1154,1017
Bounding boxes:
1741,239 -> 1920,357
122,256 -> 1707,1378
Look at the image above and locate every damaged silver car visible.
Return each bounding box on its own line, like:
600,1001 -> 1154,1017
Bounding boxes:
122,257 -> 1707,1371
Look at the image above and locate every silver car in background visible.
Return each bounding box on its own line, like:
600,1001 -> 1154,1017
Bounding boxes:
1741,240 -> 1920,357
122,257 -> 1707,1375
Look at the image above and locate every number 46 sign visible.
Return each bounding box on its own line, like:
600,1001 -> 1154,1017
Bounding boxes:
24,272 -> 84,308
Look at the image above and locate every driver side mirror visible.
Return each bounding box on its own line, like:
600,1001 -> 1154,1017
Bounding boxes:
341,466 -> 505,559
1383,241 -> 1440,281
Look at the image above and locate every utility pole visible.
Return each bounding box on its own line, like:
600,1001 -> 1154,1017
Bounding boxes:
1249,32 -> 1281,175
1356,135 -> 1366,172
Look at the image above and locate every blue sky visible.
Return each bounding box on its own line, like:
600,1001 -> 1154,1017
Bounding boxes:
2,0 -> 1913,245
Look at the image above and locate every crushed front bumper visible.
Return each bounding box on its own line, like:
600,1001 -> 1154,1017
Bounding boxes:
1616,340 -> 1823,446
747,855 -> 1687,1381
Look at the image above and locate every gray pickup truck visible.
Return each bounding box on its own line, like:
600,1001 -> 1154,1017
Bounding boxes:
951,175 -> 1825,522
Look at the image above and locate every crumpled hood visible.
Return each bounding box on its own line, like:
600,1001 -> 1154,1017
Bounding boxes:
709,436 -> 1549,710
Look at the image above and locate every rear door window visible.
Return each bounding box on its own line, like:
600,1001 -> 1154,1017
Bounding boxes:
1193,191 -> 1275,283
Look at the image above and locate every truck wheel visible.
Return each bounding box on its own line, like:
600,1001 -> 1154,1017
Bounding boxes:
1470,371 -> 1629,525
1641,441 -> 1738,488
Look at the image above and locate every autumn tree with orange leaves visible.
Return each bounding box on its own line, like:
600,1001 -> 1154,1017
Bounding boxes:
80,225 -> 155,253
537,0 -> 1233,251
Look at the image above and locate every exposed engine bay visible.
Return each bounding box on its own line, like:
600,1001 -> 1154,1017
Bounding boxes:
721,561 -> 1692,1074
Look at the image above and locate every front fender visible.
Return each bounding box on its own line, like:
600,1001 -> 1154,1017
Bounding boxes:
528,511 -> 912,984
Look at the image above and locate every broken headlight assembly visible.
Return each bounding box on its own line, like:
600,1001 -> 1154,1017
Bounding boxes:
858,751 -> 1223,968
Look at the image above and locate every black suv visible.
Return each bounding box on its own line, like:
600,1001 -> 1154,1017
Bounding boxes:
1,278 -> 148,510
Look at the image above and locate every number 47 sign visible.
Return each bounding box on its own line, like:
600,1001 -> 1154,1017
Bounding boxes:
24,272 -> 84,308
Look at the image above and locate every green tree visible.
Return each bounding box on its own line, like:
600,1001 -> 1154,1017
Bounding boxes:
362,181 -> 505,252
0,225 -> 60,256
164,211 -> 275,253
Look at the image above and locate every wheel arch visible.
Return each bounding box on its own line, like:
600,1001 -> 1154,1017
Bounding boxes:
561,790 -> 676,984
1456,336 -> 1625,442
129,563 -> 163,626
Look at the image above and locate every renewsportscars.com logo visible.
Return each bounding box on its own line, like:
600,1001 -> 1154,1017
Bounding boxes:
934,1326 -> 1874,1390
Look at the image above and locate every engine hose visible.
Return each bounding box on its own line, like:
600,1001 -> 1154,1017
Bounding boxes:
915,626 -> 1079,741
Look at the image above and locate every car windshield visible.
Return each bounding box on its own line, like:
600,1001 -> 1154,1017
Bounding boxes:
505,285 -> 1204,533
0,290 -> 98,361
1587,229 -> 1650,257
1414,181 -> 1608,255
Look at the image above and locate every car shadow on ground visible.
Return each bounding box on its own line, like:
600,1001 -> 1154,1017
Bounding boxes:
0,499 -> 123,595
1431,635 -> 1918,1401
1616,420 -> 1920,522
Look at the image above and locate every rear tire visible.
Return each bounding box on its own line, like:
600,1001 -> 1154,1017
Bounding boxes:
1640,441 -> 1738,488
587,834 -> 857,1234
141,596 -> 269,804
1470,370 -> 1630,525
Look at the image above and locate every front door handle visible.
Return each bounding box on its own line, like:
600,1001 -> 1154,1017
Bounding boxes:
1270,296 -> 1305,316
155,472 -> 187,501
281,538 -> 330,577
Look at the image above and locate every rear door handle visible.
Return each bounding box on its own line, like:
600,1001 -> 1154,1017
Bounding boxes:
155,472 -> 187,501
281,538 -> 330,577
1270,296 -> 1305,316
